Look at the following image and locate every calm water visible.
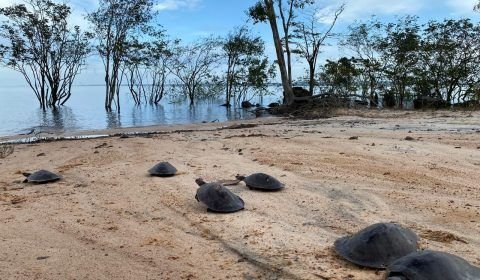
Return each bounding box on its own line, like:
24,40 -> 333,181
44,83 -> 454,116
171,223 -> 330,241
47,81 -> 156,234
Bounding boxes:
0,85 -> 281,137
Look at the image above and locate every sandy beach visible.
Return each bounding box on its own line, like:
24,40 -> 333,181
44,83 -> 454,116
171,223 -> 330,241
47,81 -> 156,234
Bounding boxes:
0,109 -> 479,280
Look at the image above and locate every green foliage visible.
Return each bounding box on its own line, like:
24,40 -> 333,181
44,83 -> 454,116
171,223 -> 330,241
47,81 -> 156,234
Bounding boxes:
342,16 -> 480,108
87,0 -> 155,111
247,1 -> 269,24
122,29 -> 171,105
167,38 -> 223,105
223,26 -> 273,105
376,16 -> 421,107
319,57 -> 360,97
0,0 -> 91,109
418,19 -> 480,104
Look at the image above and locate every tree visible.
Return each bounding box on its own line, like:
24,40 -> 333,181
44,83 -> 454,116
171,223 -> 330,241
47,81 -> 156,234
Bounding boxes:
319,57 -> 359,98
376,16 -> 421,108
168,38 -> 222,106
0,0 -> 91,110
248,0 -> 313,105
418,19 -> 480,105
342,17 -> 384,106
123,32 -> 171,105
144,38 -> 172,104
276,0 -> 314,87
223,26 -> 273,106
292,4 -> 344,95
87,0 -> 154,111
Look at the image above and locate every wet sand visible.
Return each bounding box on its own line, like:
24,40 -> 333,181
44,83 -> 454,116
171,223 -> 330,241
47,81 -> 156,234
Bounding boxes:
0,109 -> 479,279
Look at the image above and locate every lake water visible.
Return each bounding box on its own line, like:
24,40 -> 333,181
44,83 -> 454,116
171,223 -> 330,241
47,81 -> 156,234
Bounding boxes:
0,85 -> 281,137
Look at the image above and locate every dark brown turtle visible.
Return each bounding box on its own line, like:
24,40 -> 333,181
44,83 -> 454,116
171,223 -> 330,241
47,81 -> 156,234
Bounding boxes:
148,162 -> 177,177
386,250 -> 480,280
195,178 -> 244,213
334,223 -> 418,269
23,170 -> 61,184
236,173 -> 284,191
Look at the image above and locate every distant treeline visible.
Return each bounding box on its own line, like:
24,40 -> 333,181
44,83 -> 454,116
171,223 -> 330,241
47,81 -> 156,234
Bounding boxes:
0,0 -> 479,111
320,16 -> 480,109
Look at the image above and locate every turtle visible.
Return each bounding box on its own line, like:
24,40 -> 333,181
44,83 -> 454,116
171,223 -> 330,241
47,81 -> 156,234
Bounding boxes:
195,178 -> 244,213
22,170 -> 61,184
235,173 -> 284,191
386,250 -> 480,280
334,222 -> 418,269
148,162 -> 177,177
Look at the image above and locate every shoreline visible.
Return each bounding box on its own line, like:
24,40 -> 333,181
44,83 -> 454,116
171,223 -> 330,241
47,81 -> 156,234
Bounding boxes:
0,110 -> 479,279
2,109 -> 478,143
0,116 -> 282,144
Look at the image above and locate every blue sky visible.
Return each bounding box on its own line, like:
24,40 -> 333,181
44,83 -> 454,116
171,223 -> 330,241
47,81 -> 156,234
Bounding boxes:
0,0 -> 479,85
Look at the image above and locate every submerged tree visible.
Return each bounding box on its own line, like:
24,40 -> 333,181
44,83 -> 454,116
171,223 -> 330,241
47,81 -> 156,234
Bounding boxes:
123,33 -> 171,105
223,26 -> 273,106
87,0 -> 154,111
0,0 -> 91,110
168,38 -> 222,106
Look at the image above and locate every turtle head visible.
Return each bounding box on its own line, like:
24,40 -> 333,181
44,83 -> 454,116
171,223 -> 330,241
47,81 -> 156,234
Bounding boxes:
235,174 -> 246,181
195,178 -> 207,186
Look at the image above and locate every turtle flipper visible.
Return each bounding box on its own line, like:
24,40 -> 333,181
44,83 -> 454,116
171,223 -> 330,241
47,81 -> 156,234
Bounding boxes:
235,174 -> 246,181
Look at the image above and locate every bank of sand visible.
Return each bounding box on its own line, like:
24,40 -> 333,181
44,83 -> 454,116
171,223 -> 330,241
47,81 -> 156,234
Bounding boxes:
0,110 -> 479,279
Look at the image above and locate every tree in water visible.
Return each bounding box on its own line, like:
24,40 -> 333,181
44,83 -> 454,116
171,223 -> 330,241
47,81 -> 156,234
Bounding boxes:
0,0 -> 91,110
87,0 -> 154,112
123,32 -> 171,105
223,26 -> 274,106
168,38 -> 222,106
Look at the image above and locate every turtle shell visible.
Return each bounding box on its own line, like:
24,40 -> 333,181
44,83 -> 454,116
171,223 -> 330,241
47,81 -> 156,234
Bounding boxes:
241,173 -> 284,191
334,223 -> 418,269
24,170 -> 61,183
195,182 -> 244,213
148,162 -> 177,177
386,250 -> 480,280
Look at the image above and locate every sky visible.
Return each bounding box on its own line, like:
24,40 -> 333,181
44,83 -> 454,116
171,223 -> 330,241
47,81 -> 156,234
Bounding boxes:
0,0 -> 479,86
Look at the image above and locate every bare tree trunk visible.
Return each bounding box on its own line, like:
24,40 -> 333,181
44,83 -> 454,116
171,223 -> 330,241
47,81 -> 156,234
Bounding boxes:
264,0 -> 294,104
308,61 -> 315,95
278,0 -> 293,86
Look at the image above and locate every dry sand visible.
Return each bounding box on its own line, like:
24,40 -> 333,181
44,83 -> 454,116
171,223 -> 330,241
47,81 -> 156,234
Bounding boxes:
0,109 -> 479,280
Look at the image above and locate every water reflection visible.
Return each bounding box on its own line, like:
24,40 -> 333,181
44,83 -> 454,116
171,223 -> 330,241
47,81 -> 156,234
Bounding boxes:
34,107 -> 78,133
106,111 -> 122,129
0,85 -> 281,136
151,104 -> 166,124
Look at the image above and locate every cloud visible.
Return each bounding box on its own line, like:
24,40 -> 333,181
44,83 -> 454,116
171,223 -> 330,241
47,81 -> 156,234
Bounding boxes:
316,0 -> 424,23
445,0 -> 477,15
154,0 -> 201,11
